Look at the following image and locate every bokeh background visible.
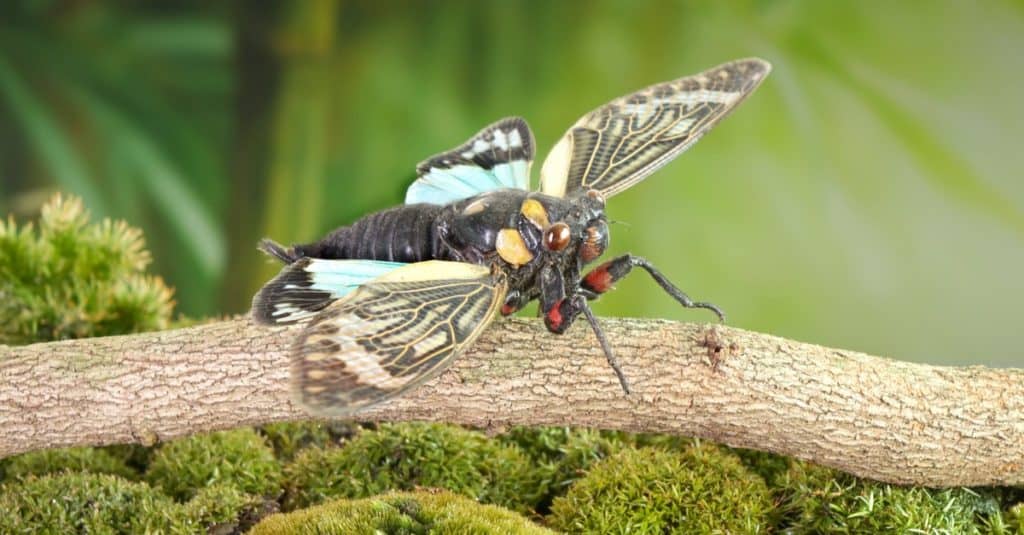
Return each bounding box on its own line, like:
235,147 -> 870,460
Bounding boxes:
1,0 -> 1021,367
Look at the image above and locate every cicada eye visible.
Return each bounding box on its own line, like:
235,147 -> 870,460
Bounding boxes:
580,220 -> 609,263
586,189 -> 606,207
543,222 -> 571,251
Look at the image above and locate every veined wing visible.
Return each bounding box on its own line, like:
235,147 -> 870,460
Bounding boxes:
539,58 -> 771,199
252,258 -> 405,325
291,261 -> 507,417
406,117 -> 535,205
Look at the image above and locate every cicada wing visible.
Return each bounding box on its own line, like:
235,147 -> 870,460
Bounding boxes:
291,260 -> 507,417
539,58 -> 771,199
252,257 -> 406,325
406,117 -> 535,205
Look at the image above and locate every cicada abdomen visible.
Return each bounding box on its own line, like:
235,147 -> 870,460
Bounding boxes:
266,204 -> 445,265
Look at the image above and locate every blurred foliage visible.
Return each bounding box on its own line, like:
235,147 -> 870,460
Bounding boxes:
0,0 -> 230,314
0,193 -> 174,343
1,2 -> 1022,368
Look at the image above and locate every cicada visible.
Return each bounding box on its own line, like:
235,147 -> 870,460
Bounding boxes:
253,58 -> 771,417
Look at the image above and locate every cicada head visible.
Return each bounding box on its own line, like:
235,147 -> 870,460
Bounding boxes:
539,188 -> 609,266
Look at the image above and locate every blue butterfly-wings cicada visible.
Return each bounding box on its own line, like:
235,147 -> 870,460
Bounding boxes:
253,58 -> 771,417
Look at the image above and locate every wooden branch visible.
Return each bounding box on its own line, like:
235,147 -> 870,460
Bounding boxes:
1,317 -> 1021,487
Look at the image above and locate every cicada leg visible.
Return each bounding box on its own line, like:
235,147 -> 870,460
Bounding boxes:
580,254 -> 725,322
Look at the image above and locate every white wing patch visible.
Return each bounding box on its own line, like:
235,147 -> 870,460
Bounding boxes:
252,258 -> 405,325
406,117 -> 535,205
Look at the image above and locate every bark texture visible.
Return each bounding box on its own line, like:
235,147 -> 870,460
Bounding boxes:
0,317 -> 1021,487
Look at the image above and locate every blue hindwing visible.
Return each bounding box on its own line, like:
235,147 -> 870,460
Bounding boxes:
252,258 -> 405,325
405,117 -> 535,205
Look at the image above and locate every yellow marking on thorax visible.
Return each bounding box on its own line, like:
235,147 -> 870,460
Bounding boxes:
462,198 -> 488,216
496,228 -> 533,267
520,198 -> 550,229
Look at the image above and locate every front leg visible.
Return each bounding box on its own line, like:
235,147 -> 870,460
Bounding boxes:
539,264 -> 570,332
538,265 -> 631,393
581,254 -> 726,322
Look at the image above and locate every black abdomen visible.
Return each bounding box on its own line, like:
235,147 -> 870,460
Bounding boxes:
292,204 -> 444,263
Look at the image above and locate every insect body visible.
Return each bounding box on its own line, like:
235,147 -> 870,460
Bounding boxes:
253,58 -> 771,417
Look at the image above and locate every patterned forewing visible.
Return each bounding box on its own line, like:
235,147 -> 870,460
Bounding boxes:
540,58 -> 771,198
291,263 -> 506,417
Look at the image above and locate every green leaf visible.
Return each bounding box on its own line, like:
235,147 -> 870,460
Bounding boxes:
69,87 -> 226,277
0,56 -> 107,216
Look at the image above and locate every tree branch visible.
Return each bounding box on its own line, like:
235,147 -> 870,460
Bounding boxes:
1,317 -> 1021,487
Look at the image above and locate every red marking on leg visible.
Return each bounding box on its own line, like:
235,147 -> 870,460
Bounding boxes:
546,298 -> 564,331
584,265 -> 614,293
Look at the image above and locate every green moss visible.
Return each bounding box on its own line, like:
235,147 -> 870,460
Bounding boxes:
535,429 -> 622,497
0,471 -> 177,533
501,426 -> 624,511
100,443 -> 155,474
258,421 -> 334,460
548,445 -> 773,534
1006,503 -> 1024,534
729,447 -> 792,487
501,426 -> 618,462
0,471 -> 268,534
621,431 -> 696,451
983,501 -> 1024,535
284,423 -> 539,513
145,428 -> 282,501
4,446 -> 137,481
251,490 -> 555,534
171,484 -> 269,534
0,194 -> 174,345
776,460 -> 1001,533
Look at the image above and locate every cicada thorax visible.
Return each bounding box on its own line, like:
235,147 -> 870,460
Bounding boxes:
437,188 -> 610,317
441,189 -> 579,267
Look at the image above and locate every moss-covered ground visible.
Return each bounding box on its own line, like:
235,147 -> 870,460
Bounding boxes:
3,425 -> 1019,534
2,196 -> 1021,533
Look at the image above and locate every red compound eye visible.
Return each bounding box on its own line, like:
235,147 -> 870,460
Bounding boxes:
544,222 -> 571,251
580,221 -> 609,263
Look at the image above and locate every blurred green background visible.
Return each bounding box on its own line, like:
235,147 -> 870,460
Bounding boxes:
1,0 -> 1021,367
